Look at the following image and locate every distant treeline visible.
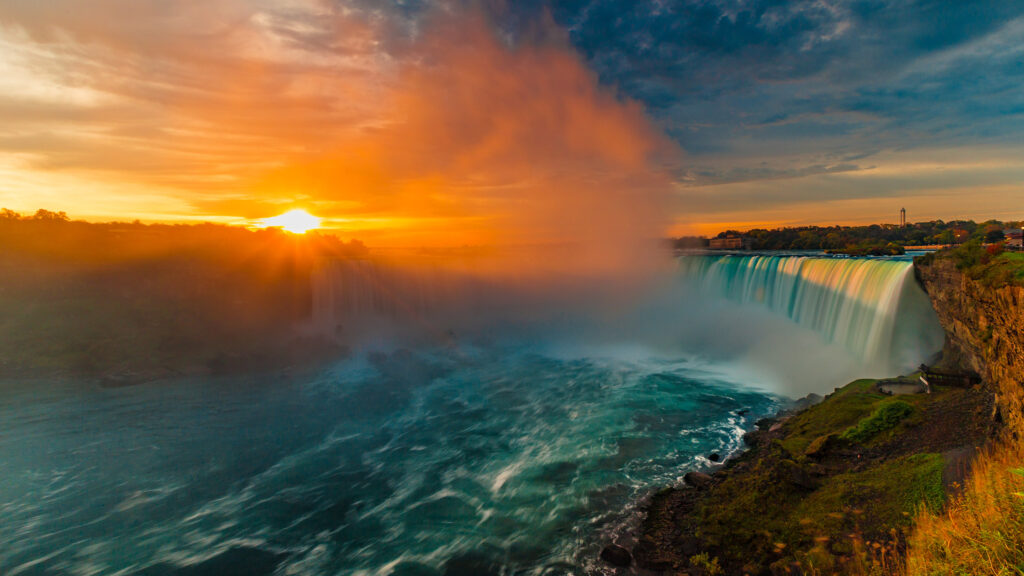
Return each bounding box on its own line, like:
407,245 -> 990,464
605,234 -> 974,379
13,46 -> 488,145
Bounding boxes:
0,210 -> 365,382
672,219 -> 1023,253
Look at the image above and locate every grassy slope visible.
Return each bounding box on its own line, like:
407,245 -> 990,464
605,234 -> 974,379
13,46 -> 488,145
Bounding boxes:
906,439 -> 1024,575
637,377 -> 993,575
903,246 -> 1024,575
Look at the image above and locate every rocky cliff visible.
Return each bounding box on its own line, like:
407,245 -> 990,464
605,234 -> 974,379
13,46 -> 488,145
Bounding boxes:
915,255 -> 1024,435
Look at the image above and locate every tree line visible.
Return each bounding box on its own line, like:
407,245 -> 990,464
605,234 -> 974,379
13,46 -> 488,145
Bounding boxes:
672,219 -> 1022,253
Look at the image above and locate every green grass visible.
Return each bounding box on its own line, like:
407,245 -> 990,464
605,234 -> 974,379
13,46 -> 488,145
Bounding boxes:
933,242 -> 1024,288
692,446 -> 946,572
841,401 -> 915,443
779,379 -> 885,455
796,453 -> 946,527
683,378 -> 960,574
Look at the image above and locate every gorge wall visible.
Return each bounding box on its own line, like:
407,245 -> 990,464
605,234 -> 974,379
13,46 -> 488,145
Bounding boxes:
915,256 -> 1024,435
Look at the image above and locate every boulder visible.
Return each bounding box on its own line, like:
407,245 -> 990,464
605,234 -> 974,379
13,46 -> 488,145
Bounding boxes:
793,393 -> 824,411
684,471 -> 714,488
781,460 -> 818,491
599,544 -> 632,567
804,434 -> 845,460
708,453 -> 721,463
742,430 -> 762,447
679,536 -> 703,556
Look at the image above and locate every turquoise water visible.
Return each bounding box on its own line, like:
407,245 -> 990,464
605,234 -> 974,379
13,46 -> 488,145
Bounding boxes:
0,254 -> 944,575
0,342 -> 781,576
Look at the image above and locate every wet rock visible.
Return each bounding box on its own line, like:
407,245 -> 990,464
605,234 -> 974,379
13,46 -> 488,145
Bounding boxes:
684,471 -> 714,488
735,409 -> 750,417
742,430 -> 762,447
600,544 -> 632,567
793,393 -> 824,411
679,536 -> 703,557
708,453 -> 721,462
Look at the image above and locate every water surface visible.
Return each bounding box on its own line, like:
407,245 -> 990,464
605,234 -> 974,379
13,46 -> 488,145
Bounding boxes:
0,342 -> 780,576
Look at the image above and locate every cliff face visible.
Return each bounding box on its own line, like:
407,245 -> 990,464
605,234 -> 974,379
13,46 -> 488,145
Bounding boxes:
915,257 -> 1024,434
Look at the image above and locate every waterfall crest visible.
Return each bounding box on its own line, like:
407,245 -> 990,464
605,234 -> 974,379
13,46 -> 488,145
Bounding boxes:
310,253 -> 944,378
677,254 -> 944,371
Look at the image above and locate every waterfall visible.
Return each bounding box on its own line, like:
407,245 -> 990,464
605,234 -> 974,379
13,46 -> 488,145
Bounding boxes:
313,259 -> 447,339
310,253 -> 944,377
677,254 -> 944,371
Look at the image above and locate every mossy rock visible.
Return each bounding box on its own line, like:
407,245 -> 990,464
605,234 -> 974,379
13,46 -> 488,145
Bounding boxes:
804,433 -> 847,459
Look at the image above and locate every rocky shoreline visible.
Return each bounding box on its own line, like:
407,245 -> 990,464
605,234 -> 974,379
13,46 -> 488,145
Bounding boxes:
594,249 -> 1023,576
596,376 -> 997,576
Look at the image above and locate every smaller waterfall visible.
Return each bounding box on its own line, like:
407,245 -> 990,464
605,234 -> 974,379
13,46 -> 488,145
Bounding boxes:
311,259 -> 469,340
678,254 -> 944,371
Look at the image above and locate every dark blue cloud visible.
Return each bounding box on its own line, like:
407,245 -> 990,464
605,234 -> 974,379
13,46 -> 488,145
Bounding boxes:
356,0 -> 1024,184
547,0 -> 1024,186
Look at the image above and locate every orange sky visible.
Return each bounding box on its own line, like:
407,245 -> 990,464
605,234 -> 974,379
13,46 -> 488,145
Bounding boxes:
0,2 -> 674,251
0,1 -> 1021,244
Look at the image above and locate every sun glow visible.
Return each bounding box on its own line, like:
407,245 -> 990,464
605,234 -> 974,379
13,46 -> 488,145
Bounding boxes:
261,209 -> 322,234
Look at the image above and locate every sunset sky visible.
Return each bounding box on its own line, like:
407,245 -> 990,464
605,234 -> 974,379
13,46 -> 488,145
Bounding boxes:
1,1 -> 1022,244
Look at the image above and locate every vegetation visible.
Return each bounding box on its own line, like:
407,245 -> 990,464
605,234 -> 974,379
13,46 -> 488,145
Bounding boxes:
637,378 -> 995,575
672,219 -> 1022,253
906,238 -> 1024,575
906,439 -> 1024,575
841,401 -> 915,443
917,239 -> 1024,288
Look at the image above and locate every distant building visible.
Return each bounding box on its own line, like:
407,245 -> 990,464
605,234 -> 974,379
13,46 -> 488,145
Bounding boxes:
899,207 -> 906,228
709,236 -> 749,250
1005,229 -> 1024,249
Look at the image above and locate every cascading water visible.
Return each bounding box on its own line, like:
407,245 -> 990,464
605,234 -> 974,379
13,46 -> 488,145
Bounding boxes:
310,259 -> 487,341
676,254 -> 945,373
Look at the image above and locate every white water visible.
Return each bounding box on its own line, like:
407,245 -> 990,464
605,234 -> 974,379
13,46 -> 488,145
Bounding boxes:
309,253 -> 945,394
676,254 -> 944,373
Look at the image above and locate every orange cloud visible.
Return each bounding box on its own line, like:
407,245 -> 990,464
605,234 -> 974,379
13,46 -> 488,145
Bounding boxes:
0,2 -> 677,269
239,10 -> 677,284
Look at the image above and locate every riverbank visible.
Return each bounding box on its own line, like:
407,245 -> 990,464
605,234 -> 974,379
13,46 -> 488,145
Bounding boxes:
625,245 -> 1024,575
630,375 -> 997,575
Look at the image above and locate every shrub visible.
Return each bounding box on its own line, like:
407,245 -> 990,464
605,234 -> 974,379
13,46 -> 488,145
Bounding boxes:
690,552 -> 724,575
841,401 -> 914,443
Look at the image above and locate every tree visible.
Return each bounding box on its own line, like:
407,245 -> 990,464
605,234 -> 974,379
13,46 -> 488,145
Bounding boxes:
985,228 -> 1005,243
32,209 -> 69,222
0,208 -> 21,220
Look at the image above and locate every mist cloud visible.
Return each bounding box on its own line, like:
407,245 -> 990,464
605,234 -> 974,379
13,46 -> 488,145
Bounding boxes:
0,0 -> 677,269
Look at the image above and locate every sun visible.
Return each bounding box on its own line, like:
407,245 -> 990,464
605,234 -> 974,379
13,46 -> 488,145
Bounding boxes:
261,209 -> 322,234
